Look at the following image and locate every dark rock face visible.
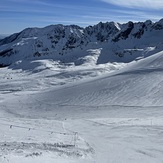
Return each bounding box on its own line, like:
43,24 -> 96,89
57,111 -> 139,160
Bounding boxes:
152,18 -> 163,30
0,49 -> 13,57
112,21 -> 134,42
132,23 -> 146,39
85,22 -> 120,42
0,64 -> 9,68
153,24 -> 163,30
0,33 -> 21,45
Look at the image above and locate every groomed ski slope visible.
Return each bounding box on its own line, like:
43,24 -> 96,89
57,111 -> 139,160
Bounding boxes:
0,50 -> 163,163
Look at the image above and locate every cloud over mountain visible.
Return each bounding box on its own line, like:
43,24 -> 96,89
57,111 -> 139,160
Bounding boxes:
101,0 -> 163,9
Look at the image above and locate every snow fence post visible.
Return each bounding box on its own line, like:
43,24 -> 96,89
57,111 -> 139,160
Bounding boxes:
74,132 -> 78,147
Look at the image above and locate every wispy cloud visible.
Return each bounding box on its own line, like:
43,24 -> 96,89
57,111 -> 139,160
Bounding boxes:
0,0 -> 162,34
101,0 -> 163,9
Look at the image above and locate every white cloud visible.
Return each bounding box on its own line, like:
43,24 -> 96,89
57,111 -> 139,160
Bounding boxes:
101,0 -> 163,9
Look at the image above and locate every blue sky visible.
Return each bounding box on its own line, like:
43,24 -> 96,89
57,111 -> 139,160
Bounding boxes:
0,0 -> 163,34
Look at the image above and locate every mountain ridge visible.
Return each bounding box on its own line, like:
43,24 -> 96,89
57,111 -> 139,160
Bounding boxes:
0,19 -> 163,67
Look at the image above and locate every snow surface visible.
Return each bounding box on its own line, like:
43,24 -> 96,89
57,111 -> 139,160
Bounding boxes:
0,19 -> 163,163
0,48 -> 163,163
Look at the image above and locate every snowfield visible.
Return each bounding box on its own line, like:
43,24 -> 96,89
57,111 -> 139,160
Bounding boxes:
0,49 -> 163,163
0,19 -> 163,163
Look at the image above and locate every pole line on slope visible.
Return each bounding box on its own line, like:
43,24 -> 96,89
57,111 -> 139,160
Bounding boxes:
0,121 -> 79,147
0,115 -> 78,134
0,122 -> 74,136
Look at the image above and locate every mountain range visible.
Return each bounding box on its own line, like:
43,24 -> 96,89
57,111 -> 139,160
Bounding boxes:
0,19 -> 163,67
0,19 -> 163,163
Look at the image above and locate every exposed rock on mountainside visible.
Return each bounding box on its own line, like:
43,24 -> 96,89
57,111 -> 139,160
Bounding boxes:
0,19 -> 163,67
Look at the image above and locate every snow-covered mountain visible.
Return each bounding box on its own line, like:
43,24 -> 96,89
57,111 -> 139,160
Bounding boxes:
0,19 -> 163,67
0,19 -> 163,163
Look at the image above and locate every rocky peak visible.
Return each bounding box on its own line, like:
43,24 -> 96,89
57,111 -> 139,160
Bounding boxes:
85,21 -> 120,42
112,21 -> 134,42
152,18 -> 163,30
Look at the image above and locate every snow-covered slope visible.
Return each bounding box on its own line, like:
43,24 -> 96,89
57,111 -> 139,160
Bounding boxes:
0,19 -> 163,163
0,48 -> 163,163
2,49 -> 163,117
